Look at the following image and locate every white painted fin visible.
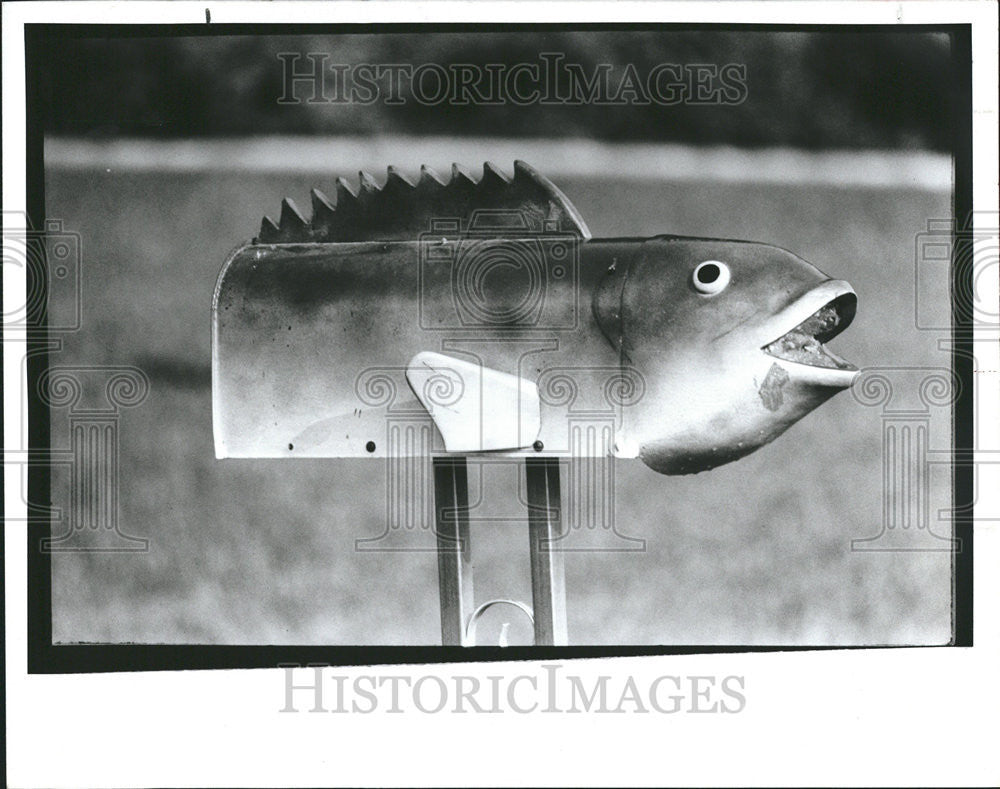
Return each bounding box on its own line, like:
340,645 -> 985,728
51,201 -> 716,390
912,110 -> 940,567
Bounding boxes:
405,351 -> 541,453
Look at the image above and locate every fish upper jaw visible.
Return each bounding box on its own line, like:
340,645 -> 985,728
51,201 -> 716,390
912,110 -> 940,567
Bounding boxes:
758,279 -> 859,388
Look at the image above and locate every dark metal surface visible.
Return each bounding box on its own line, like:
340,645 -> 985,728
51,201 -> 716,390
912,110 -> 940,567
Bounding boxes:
526,458 -> 568,646
433,457 -> 474,646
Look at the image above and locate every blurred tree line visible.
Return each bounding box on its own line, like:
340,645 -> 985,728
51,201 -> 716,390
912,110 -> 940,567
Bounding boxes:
38,30 -> 955,149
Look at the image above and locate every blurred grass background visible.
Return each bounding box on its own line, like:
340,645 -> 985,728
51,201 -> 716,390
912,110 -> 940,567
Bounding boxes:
35,28 -> 957,645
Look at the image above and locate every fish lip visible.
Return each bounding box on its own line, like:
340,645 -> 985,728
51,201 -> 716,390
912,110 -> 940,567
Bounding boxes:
759,279 -> 859,384
758,354 -> 859,388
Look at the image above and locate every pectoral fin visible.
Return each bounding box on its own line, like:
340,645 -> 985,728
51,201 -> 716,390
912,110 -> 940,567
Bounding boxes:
405,351 -> 540,453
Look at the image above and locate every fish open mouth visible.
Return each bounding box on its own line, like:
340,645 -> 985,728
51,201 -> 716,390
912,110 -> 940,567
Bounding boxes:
762,292 -> 857,371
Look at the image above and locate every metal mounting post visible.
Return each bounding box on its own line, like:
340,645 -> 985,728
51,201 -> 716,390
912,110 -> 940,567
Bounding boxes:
433,457 -> 474,646
525,457 -> 568,646
433,455 -> 568,647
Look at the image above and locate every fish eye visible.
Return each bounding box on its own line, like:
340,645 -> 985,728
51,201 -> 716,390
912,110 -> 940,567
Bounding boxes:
692,260 -> 731,295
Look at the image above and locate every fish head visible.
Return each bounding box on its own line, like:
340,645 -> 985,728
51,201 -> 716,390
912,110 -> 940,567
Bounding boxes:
594,236 -> 858,474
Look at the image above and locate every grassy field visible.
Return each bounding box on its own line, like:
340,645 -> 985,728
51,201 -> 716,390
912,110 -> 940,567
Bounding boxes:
45,153 -> 954,645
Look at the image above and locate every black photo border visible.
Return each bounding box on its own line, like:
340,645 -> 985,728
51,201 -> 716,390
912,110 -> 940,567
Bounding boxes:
20,22 -> 974,673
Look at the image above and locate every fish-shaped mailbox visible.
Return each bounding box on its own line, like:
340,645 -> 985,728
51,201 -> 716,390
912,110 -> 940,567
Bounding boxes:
213,161 -> 858,474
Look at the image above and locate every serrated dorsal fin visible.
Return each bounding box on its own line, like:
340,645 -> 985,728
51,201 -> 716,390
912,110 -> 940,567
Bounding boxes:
310,188 -> 336,234
480,161 -> 511,191
255,160 -> 591,243
420,164 -> 446,187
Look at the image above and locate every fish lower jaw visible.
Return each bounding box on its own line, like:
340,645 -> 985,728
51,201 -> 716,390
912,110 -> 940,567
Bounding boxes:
761,336 -> 857,372
757,352 -> 859,388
